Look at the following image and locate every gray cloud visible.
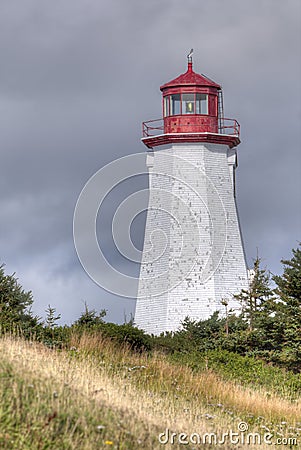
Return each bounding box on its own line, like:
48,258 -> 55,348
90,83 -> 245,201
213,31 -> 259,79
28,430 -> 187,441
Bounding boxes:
0,0 -> 300,324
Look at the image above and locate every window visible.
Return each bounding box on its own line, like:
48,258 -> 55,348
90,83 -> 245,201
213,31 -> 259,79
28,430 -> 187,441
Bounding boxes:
163,96 -> 169,117
170,94 -> 181,115
182,93 -> 195,114
196,93 -> 208,114
165,93 -> 209,116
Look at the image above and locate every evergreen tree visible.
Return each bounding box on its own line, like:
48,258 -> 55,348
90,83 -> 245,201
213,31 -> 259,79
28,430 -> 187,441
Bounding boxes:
273,244 -> 301,305
45,305 -> 61,328
234,257 -> 275,331
0,264 -> 39,332
73,302 -> 107,328
272,245 -> 301,370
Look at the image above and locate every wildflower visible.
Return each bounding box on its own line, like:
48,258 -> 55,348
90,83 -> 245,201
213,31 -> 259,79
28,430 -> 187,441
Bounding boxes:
105,440 -> 113,445
96,425 -> 105,432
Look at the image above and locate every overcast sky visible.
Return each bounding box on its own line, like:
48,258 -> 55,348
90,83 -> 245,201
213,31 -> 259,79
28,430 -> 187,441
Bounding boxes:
1,0 -> 300,325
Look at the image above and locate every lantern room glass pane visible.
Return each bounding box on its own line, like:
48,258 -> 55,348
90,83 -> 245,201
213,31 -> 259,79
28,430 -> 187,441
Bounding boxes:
170,94 -> 181,115
182,93 -> 195,114
163,96 -> 169,117
196,94 -> 208,114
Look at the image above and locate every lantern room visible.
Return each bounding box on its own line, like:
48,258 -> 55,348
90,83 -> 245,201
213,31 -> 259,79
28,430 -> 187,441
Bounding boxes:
161,55 -> 220,134
142,53 -> 240,149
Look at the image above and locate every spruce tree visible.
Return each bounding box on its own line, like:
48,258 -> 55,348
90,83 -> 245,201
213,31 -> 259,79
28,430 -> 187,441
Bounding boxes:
73,302 -> 107,328
272,244 -> 301,370
234,256 -> 275,331
45,305 -> 61,328
0,264 -> 39,333
273,244 -> 301,305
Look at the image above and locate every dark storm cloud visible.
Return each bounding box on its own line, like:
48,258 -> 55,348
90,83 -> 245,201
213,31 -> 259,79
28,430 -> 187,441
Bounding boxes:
0,0 -> 300,324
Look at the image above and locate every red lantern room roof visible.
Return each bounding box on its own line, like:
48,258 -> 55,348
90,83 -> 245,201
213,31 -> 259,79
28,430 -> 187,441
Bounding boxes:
160,60 -> 221,91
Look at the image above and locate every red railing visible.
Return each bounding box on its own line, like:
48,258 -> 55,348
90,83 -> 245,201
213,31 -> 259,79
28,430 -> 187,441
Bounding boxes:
142,118 -> 164,137
142,117 -> 240,138
219,118 -> 240,136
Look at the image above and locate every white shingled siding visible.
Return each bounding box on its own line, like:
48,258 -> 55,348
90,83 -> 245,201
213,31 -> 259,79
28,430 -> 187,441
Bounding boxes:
135,143 -> 248,335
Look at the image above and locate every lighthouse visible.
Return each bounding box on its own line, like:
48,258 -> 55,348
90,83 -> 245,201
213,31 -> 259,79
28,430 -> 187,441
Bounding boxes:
135,53 -> 249,335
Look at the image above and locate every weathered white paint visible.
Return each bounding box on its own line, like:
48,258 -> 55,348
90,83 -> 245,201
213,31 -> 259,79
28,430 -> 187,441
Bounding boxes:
135,143 -> 249,335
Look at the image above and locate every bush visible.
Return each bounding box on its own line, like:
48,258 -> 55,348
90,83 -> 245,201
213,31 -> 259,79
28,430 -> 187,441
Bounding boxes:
99,322 -> 152,352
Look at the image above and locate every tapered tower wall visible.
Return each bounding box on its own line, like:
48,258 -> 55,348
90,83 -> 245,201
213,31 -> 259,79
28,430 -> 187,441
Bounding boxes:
135,143 -> 248,335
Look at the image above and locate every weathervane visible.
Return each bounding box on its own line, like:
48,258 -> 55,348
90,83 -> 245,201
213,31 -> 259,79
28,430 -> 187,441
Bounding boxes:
187,48 -> 193,62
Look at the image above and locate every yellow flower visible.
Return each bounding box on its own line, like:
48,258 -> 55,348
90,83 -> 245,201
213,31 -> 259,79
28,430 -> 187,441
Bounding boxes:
105,441 -> 113,446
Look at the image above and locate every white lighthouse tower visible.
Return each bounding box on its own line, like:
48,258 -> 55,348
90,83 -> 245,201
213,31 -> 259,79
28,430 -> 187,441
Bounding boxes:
135,54 -> 249,335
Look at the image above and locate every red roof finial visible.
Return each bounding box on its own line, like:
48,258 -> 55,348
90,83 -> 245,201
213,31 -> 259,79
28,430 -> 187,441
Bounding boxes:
187,48 -> 193,72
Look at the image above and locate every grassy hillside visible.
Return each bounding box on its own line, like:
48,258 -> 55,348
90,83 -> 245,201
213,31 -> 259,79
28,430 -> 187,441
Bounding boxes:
0,333 -> 300,449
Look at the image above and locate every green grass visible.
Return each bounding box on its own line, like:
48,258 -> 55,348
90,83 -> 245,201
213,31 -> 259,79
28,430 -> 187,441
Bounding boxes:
168,350 -> 301,401
0,333 -> 300,450
0,339 -> 157,450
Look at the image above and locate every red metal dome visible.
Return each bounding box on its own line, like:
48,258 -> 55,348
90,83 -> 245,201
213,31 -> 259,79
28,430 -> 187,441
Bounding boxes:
160,61 -> 221,91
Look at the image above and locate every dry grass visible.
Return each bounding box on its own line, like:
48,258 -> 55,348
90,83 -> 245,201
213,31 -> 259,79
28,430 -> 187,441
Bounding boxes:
0,333 -> 300,449
70,331 -> 301,423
